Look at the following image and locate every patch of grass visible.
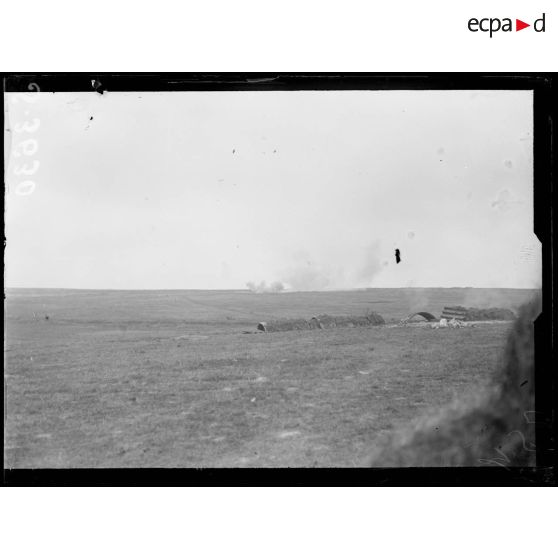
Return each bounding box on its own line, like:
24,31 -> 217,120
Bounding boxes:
4,290 -> 524,468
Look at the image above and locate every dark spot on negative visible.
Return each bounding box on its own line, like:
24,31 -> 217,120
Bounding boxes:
91,79 -> 105,95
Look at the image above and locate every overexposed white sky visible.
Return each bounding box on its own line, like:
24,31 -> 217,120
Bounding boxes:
4,89 -> 540,290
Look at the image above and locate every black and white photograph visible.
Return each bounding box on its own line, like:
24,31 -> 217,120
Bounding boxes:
3,75 -> 551,475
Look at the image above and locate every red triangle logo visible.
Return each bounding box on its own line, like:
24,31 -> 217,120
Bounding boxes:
516,19 -> 530,31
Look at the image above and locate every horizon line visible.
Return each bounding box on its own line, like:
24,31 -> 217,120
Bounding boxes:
4,286 -> 541,292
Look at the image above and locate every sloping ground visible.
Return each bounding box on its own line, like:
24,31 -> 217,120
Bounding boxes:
368,297 -> 539,467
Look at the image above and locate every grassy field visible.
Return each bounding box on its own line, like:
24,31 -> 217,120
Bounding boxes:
4,287 -> 538,468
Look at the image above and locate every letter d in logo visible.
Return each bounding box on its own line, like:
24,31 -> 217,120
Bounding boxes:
534,13 -> 546,32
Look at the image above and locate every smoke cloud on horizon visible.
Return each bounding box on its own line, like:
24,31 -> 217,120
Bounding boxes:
248,242 -> 385,292
246,281 -> 285,294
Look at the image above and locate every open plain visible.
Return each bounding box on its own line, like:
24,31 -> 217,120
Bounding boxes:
4,287 -> 538,468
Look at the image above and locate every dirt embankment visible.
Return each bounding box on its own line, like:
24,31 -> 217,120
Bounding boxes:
461,306 -> 516,321
368,296 -> 539,467
257,312 -> 385,332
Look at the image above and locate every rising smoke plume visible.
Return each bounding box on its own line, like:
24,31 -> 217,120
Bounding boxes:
246,243 -> 386,294
355,241 -> 383,285
282,243 -> 385,292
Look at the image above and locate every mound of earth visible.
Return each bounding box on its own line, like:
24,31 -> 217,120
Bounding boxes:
257,319 -> 310,332
257,312 -> 385,332
462,306 -> 516,321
